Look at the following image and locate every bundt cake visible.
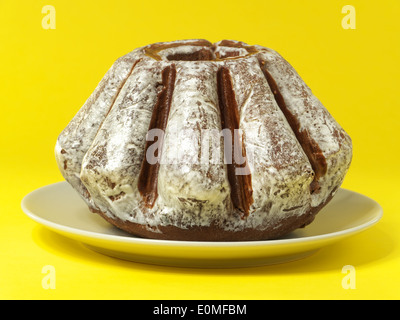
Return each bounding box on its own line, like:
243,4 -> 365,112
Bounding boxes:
55,39 -> 352,241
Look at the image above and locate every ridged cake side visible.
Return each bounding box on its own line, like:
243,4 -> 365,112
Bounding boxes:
257,47 -> 352,207
55,48 -> 143,209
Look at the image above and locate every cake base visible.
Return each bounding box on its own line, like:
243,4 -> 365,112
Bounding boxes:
89,193 -> 333,241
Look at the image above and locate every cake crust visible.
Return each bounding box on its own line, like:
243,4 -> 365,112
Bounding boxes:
89,191 -> 333,241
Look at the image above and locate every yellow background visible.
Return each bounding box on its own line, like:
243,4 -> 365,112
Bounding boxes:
1,0 -> 399,299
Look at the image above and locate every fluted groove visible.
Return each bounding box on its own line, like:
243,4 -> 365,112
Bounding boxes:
258,59 -> 327,194
217,66 -> 254,218
138,64 -> 177,208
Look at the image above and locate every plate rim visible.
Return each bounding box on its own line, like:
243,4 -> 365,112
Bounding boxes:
21,181 -> 383,249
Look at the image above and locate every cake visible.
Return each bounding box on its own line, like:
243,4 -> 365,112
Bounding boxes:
55,39 -> 352,241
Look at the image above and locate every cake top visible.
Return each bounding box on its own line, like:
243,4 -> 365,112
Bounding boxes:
143,39 -> 260,62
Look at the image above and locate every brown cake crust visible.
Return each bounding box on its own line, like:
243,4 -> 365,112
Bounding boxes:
89,192 -> 334,241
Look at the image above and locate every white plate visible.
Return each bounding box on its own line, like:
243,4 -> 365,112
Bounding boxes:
21,182 -> 382,268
